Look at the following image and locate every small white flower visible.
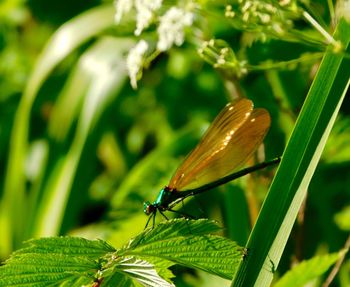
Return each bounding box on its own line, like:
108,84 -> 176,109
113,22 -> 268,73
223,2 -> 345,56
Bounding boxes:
157,7 -> 193,51
335,0 -> 350,23
225,5 -> 235,18
134,4 -> 153,35
114,0 -> 133,23
136,0 -> 162,11
258,13 -> 271,24
114,0 -> 163,35
126,40 -> 149,89
135,0 -> 163,35
279,0 -> 291,6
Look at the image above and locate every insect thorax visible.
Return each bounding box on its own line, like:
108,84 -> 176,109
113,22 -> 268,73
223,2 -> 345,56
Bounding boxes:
153,186 -> 177,210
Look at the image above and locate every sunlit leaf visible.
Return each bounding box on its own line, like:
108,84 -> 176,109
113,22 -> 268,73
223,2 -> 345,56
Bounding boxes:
120,218 -> 245,280
0,237 -> 115,287
0,220 -> 242,286
274,252 -> 343,287
106,257 -> 175,287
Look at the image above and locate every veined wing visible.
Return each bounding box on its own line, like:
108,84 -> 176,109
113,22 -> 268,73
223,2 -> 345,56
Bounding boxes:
168,98 -> 270,191
168,98 -> 253,183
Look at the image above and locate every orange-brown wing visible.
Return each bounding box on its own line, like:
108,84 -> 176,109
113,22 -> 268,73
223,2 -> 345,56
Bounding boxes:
168,98 -> 253,184
168,105 -> 271,191
168,98 -> 270,191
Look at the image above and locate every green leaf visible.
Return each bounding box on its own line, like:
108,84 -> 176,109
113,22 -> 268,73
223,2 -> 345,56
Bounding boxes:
274,252 -> 344,287
15,237 -> 115,257
0,236 -> 174,287
0,220 -> 245,286
232,19 -> 350,287
334,205 -> 350,231
120,218 -> 245,280
0,237 -> 115,287
105,257 -> 175,287
101,272 -> 133,287
59,276 -> 93,287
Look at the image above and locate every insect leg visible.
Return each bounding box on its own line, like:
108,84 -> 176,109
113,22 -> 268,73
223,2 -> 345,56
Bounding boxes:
168,207 -> 195,219
159,210 -> 169,220
144,210 -> 158,230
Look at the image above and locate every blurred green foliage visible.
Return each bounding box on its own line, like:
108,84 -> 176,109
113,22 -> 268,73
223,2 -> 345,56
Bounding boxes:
0,0 -> 349,286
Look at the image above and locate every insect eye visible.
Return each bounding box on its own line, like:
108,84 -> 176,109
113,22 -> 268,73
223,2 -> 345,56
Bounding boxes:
143,201 -> 154,215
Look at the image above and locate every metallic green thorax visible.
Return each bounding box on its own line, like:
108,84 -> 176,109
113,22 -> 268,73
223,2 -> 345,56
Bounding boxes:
154,188 -> 169,206
143,187 -> 179,215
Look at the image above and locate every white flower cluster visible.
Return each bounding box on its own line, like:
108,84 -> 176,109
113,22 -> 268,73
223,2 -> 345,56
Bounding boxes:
126,40 -> 149,89
114,0 -> 194,88
240,1 -> 277,24
157,7 -> 193,51
114,0 -> 133,23
114,0 -> 163,35
224,0 -> 295,36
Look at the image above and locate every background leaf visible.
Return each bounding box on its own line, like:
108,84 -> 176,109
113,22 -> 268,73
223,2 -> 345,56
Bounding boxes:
274,251 -> 344,287
0,4 -> 121,255
31,37 -> 133,238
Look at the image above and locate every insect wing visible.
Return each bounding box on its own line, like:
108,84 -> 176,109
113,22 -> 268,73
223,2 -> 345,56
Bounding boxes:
168,98 -> 270,191
183,108 -> 271,190
169,98 -> 253,186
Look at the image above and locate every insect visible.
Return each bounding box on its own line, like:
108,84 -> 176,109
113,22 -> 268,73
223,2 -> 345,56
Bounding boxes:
143,98 -> 280,227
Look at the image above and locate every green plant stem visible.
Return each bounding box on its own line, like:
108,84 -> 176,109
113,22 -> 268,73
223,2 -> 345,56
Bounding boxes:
302,10 -> 338,47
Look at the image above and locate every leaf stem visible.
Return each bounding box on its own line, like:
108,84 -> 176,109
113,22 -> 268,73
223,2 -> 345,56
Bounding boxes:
322,235 -> 350,287
302,10 -> 340,49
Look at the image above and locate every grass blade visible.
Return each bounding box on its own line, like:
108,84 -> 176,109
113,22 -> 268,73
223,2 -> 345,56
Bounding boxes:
0,4 -> 117,256
32,38 -> 132,237
232,18 -> 350,287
